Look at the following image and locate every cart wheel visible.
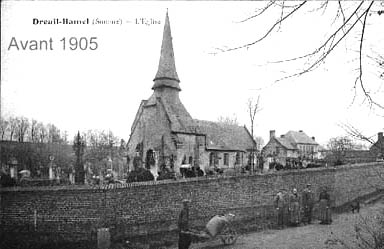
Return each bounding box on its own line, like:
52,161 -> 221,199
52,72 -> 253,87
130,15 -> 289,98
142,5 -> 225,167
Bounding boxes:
220,225 -> 238,245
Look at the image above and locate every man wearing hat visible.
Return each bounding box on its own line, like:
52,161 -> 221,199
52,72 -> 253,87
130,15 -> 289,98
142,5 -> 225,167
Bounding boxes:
178,199 -> 192,249
302,183 -> 315,224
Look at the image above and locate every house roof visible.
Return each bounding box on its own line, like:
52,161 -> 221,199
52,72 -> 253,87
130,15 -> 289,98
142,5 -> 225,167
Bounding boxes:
194,120 -> 256,151
370,132 -> 384,153
285,130 -> 318,145
275,137 -> 296,150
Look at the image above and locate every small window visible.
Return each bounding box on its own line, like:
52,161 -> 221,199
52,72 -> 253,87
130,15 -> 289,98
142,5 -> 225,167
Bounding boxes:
224,153 -> 229,166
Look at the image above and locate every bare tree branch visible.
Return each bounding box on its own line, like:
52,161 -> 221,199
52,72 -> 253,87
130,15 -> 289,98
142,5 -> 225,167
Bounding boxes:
225,1 -> 307,52
338,122 -> 376,144
274,6 -> 369,82
355,2 -> 383,110
216,1 -> 383,111
269,1 -> 365,65
238,1 -> 276,23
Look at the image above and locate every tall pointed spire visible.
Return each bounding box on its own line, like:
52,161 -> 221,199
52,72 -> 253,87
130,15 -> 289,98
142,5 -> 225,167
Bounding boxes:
152,10 -> 181,91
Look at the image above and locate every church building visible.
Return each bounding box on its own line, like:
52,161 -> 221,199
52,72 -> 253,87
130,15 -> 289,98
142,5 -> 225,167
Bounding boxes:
127,12 -> 256,178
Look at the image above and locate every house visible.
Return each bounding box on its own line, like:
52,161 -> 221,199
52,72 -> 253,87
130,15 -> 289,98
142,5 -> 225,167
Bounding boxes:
262,130 -> 320,166
126,12 -> 256,178
370,132 -> 384,160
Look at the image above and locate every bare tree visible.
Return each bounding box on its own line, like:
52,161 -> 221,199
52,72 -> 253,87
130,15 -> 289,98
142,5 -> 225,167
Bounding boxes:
327,136 -> 360,165
47,123 -> 62,144
15,117 -> 29,142
84,130 -> 119,177
0,117 -> 9,140
247,95 -> 262,140
216,1 -> 384,111
61,130 -> 68,144
8,117 -> 17,141
37,122 -> 47,143
29,119 -> 38,143
246,96 -> 262,172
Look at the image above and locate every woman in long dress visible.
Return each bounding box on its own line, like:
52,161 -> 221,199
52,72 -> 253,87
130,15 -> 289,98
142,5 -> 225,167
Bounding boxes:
318,189 -> 332,224
289,188 -> 301,226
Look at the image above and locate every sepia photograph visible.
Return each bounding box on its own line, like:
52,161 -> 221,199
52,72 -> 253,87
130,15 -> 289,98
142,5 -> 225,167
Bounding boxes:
1,1 -> 383,249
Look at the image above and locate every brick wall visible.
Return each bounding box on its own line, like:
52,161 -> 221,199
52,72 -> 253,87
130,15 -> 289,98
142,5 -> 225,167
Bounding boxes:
1,162 -> 383,246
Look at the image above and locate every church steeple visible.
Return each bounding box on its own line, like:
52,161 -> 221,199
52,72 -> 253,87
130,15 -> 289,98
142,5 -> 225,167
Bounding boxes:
152,10 -> 181,91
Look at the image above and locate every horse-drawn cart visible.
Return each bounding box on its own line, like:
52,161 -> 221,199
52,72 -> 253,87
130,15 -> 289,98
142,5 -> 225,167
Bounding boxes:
182,213 -> 239,245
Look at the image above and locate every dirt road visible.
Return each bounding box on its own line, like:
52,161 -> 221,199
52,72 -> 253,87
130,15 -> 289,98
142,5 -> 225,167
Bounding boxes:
181,201 -> 383,249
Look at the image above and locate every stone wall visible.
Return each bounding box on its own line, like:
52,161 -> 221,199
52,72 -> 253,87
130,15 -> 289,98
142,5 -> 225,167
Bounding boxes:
333,163 -> 383,206
1,162 -> 383,246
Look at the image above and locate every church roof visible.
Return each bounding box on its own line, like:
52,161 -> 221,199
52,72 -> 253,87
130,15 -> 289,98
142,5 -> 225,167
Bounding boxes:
194,120 -> 256,151
157,97 -> 197,134
152,11 -> 180,90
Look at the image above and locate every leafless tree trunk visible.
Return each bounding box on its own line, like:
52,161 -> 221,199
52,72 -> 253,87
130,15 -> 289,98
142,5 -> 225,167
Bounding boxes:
247,95 -> 262,172
29,119 -> 38,143
247,96 -> 261,140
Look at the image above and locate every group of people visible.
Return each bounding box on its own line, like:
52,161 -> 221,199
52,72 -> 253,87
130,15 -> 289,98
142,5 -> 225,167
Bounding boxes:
177,184 -> 333,249
274,184 -> 332,229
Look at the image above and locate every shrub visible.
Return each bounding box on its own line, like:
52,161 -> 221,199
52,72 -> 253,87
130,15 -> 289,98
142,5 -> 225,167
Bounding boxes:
126,168 -> 154,183
0,174 -> 16,187
157,170 -> 176,181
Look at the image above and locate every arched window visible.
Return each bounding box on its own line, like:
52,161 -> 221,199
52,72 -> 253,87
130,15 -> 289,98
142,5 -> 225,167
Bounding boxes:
145,149 -> 155,169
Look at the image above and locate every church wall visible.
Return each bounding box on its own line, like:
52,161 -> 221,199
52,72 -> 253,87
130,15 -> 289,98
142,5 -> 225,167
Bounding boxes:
127,118 -> 145,170
199,151 -> 250,173
174,134 -> 198,175
127,102 -> 176,172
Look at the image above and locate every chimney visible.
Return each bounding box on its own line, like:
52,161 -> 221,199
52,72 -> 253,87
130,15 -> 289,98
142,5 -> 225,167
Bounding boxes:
312,136 -> 315,141
270,130 -> 276,139
379,132 -> 383,140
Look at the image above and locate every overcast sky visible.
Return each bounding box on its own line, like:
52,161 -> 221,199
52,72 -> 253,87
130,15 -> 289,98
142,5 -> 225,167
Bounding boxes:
1,1 -> 383,146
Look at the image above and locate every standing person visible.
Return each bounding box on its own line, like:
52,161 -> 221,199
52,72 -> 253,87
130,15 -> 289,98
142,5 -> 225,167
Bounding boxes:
274,190 -> 286,229
178,199 -> 192,249
318,189 -> 332,224
282,190 -> 290,227
302,184 -> 315,224
289,188 -> 301,226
